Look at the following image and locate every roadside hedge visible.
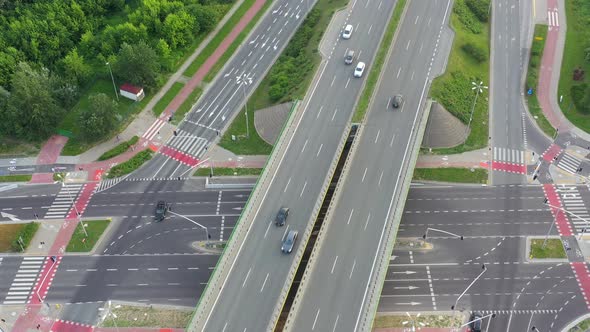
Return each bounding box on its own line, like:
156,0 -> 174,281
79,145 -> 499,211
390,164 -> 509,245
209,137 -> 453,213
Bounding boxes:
98,136 -> 139,161
11,222 -> 39,252
453,0 -> 482,34
106,149 -> 153,178
465,0 -> 490,22
461,43 -> 487,63
571,83 -> 590,113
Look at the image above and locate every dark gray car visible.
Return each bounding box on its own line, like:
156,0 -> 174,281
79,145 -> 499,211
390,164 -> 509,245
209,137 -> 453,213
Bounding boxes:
281,230 -> 298,253
274,207 -> 289,226
391,95 -> 403,109
155,201 -> 168,222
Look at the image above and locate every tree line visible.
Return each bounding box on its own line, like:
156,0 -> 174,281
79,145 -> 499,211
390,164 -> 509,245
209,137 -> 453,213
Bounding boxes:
0,0 -> 232,142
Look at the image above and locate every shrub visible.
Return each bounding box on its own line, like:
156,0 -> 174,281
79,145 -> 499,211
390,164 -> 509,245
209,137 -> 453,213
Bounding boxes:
11,222 -> 39,252
98,135 -> 139,161
465,0 -> 490,22
571,83 -> 590,113
106,149 -> 153,178
461,43 -> 487,63
454,0 -> 482,34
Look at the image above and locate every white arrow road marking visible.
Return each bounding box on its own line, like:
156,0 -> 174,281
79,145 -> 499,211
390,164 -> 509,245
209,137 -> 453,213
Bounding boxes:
392,271 -> 417,275
394,286 -> 419,290
394,302 -> 421,306
1,212 -> 21,221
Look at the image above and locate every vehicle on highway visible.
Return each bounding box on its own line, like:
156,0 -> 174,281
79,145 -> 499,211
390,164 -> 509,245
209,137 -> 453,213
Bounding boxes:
274,207 -> 289,226
342,24 -> 353,39
354,62 -> 365,78
391,95 -> 403,109
344,49 -> 355,65
281,229 -> 298,253
155,201 -> 169,222
469,312 -> 482,332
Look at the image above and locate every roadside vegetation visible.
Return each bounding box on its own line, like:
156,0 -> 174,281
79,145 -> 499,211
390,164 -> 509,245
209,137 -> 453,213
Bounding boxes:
373,313 -> 462,329
569,318 -> 590,332
413,167 -> 487,184
526,25 -> 557,138
9,222 -> 39,252
428,0 -> 490,154
105,149 -> 153,178
173,88 -> 203,124
66,220 -> 111,252
98,136 -> 139,161
0,0 -> 236,155
194,167 -> 263,176
529,238 -> 567,259
0,174 -> 32,182
0,224 -> 29,252
153,82 -> 185,116
100,304 -> 192,328
53,172 -> 66,182
220,0 -> 348,155
558,0 -> 590,132
353,0 -> 407,122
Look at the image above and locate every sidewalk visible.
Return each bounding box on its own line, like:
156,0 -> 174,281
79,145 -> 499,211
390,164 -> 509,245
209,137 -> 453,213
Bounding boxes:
415,148 -> 489,169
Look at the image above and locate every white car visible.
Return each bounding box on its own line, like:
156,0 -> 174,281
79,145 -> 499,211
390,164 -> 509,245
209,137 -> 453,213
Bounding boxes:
342,24 -> 353,39
354,62 -> 365,78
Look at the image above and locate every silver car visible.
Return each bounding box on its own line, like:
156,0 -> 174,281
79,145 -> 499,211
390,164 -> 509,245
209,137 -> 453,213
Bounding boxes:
281,230 -> 298,254
344,49 -> 355,65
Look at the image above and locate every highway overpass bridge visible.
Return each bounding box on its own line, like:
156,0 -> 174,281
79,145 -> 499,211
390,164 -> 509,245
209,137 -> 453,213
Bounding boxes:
187,0 -> 453,330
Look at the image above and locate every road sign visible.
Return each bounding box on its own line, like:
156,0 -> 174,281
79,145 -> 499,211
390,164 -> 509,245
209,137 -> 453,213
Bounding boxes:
527,88 -> 533,95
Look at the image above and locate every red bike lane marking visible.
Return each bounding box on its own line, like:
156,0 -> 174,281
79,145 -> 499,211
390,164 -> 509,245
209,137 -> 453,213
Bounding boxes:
50,319 -> 94,332
491,161 -> 526,174
160,146 -> 199,167
570,262 -> 590,310
542,184 -> 573,236
542,144 -> 562,163
29,257 -> 62,304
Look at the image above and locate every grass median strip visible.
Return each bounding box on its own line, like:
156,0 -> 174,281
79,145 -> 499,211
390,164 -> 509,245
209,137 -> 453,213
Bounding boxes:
153,82 -> 185,117
8,222 -> 39,252
526,24 -> 556,138
194,167 -> 263,176
529,238 -> 567,259
0,224 -> 28,252
98,136 -> 139,161
428,0 -> 490,154
374,313 -> 462,328
66,219 -> 110,252
413,167 -> 488,184
352,0 -> 407,123
106,149 -> 153,179
100,304 -> 192,328
0,174 -> 32,182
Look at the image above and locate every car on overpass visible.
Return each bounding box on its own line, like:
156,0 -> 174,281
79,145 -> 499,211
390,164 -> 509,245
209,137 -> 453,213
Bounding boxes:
274,207 -> 290,226
281,229 -> 298,253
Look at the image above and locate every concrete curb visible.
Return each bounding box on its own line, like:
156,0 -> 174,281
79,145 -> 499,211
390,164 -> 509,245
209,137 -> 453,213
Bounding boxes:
525,235 -> 569,263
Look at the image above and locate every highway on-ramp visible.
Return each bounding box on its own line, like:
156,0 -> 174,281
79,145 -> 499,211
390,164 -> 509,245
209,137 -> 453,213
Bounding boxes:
194,0 -> 397,330
284,0 -> 453,330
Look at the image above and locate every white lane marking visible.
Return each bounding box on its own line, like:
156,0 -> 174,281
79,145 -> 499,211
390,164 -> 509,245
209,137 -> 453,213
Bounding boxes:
375,130 -> 380,143
317,106 -> 323,119
300,181 -> 307,197
345,78 -> 351,89
317,144 -> 323,157
397,67 -> 401,78
260,273 -> 269,292
264,221 -> 272,239
301,139 -> 308,153
415,16 -> 419,24
332,315 -> 340,332
350,259 -> 356,279
347,209 -> 354,225
378,171 -> 384,187
284,177 -> 292,193
312,308 -> 321,330
368,25 -> 373,35
390,134 -> 396,147
364,213 -> 371,230
332,108 -> 338,121
242,268 -> 252,288
362,168 -> 368,182
331,75 -> 336,87
331,256 -> 339,274
406,40 -> 411,50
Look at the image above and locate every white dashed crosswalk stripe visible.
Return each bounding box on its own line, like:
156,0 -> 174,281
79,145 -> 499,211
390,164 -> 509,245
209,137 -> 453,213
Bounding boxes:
493,147 -> 525,164
557,185 -> 590,234
2,256 -> 45,304
44,184 -> 83,219
557,153 -> 581,174
167,130 -> 209,157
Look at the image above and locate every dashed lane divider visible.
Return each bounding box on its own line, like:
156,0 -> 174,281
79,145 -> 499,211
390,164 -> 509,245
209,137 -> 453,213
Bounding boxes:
542,184 -> 573,236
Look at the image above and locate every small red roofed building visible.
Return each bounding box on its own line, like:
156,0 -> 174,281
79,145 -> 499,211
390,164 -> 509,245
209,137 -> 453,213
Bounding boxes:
119,83 -> 145,101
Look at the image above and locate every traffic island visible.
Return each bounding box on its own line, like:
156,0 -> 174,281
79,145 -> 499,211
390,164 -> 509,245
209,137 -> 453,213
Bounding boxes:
0,222 -> 39,252
65,219 -> 111,253
394,238 -> 432,250
373,313 -> 463,330
528,237 -> 568,260
98,302 -> 193,328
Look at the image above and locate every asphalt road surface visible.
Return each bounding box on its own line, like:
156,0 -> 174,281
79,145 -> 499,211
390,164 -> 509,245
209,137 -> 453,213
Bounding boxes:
198,0 -> 398,330
285,0 -> 454,330
133,0 -> 315,180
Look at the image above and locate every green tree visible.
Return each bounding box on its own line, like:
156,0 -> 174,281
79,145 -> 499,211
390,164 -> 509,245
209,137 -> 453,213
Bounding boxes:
162,11 -> 198,48
187,4 -> 217,32
4,62 -> 64,140
155,39 -> 173,71
0,47 -> 24,89
114,41 -> 160,89
61,48 -> 92,85
79,93 -> 118,140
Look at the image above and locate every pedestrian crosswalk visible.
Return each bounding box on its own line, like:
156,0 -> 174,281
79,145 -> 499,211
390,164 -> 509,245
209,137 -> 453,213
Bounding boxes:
2,256 -> 45,304
548,9 -> 559,28
557,153 -> 582,175
142,118 -> 166,141
557,185 -> 590,234
95,176 -> 127,193
44,184 -> 82,219
493,147 -> 525,164
167,129 -> 209,157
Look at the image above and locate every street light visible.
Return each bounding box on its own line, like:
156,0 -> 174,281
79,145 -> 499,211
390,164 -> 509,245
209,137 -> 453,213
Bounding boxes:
423,227 -> 464,240
106,62 -> 119,102
466,81 -> 487,136
459,313 -> 496,330
402,312 -> 427,331
99,300 -> 121,332
236,73 -> 253,138
532,327 -> 541,332
168,210 -> 210,242
55,173 -> 88,238
451,264 -> 487,314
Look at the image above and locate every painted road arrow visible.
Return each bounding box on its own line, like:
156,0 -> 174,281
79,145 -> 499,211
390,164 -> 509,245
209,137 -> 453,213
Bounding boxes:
394,302 -> 421,306
1,212 -> 21,221
394,286 -> 419,290
392,271 -> 417,275
233,207 -> 243,211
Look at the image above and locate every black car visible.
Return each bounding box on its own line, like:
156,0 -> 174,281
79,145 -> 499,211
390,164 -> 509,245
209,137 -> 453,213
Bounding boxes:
469,312 -> 482,332
274,207 -> 289,226
281,230 -> 298,254
391,95 -> 403,109
155,201 -> 168,222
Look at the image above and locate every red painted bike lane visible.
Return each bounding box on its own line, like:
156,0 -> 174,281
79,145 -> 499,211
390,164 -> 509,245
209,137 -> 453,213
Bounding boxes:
491,161 -> 526,174
542,184 -> 573,236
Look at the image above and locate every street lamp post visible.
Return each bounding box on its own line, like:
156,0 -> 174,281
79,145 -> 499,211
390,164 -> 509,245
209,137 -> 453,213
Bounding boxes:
402,312 -> 427,331
542,199 -> 590,243
106,62 -> 119,102
236,73 -> 253,138
451,264 -> 487,323
56,174 -> 88,238
168,211 -> 210,242
466,81 -> 488,136
99,300 -> 121,332
532,327 -> 541,332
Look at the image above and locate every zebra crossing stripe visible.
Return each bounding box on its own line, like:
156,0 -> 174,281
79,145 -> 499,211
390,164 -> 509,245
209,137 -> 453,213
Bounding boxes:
557,153 -> 581,174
